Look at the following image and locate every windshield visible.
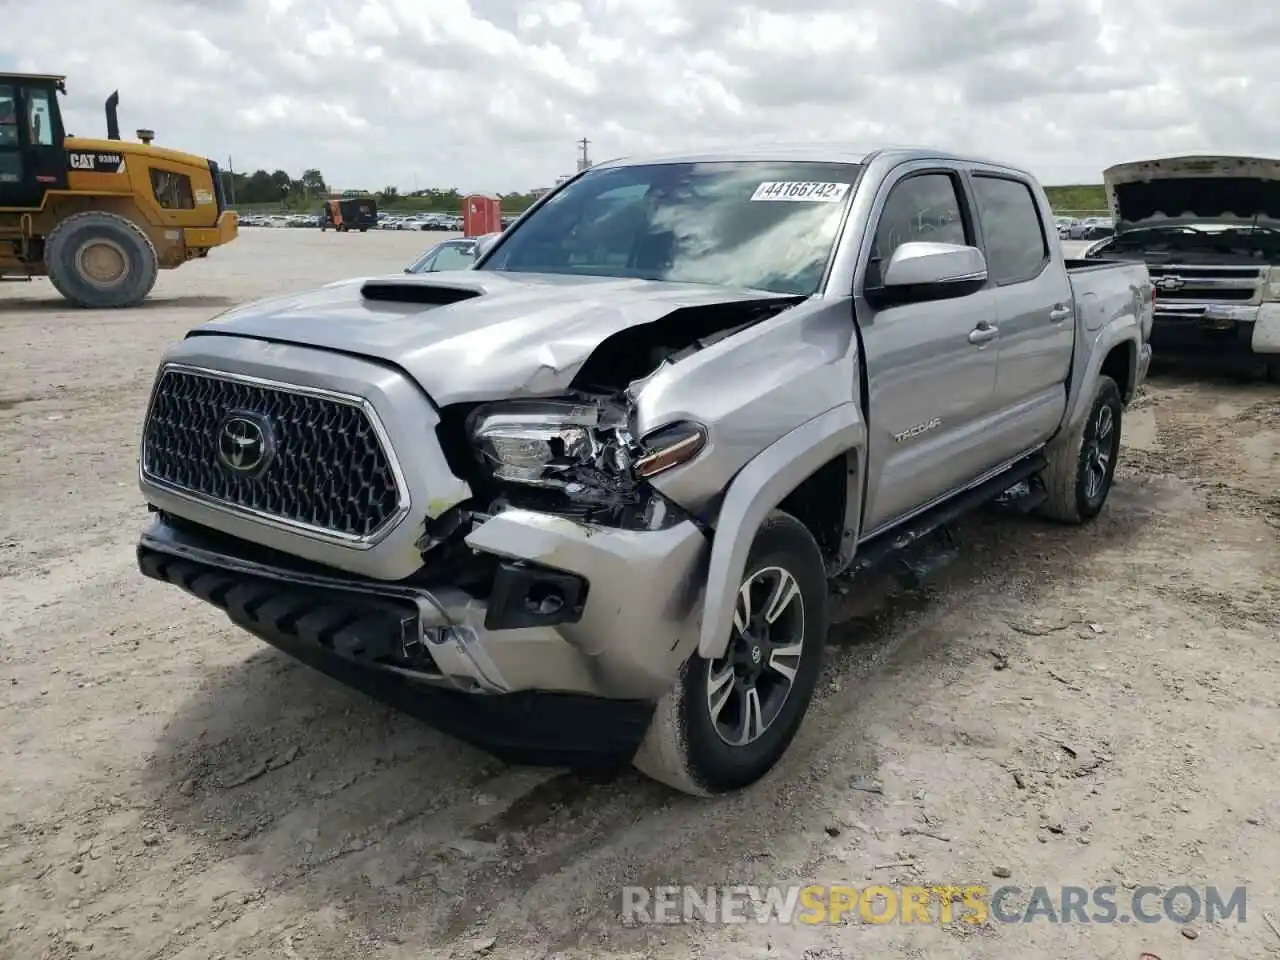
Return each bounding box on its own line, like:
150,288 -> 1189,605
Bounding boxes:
479,160 -> 862,295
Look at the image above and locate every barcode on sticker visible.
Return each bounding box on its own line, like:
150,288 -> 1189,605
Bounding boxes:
750,181 -> 850,202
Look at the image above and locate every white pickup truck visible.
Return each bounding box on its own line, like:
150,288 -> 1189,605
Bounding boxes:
1085,154 -> 1280,380
136,145 -> 1153,795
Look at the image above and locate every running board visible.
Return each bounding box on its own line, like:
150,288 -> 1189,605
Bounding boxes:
850,453 -> 1047,579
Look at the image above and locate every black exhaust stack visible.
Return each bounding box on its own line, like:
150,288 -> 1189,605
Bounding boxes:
105,91 -> 120,140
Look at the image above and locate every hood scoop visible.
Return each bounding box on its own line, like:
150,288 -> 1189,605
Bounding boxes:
360,279 -> 483,304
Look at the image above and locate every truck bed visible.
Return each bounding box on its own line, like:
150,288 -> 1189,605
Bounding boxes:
1064,257 -> 1130,273
1063,256 -> 1153,353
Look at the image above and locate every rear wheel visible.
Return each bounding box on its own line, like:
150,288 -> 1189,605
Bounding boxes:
44,211 -> 158,308
633,511 -> 828,796
1037,375 -> 1122,523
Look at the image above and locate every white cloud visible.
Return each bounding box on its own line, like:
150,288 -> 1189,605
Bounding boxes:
5,0 -> 1279,192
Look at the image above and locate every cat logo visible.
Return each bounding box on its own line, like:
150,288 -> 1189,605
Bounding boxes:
66,151 -> 126,174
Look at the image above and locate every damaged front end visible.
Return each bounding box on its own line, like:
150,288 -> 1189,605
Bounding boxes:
421,390 -> 709,559
468,395 -> 703,524
419,294 -> 804,557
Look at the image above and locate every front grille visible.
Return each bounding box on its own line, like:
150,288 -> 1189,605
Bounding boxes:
1147,263 -> 1262,303
1155,287 -> 1255,302
141,367 -> 404,541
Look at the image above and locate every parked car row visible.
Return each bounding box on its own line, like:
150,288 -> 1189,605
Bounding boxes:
1055,215 -> 1116,240
238,214 -> 320,228
235,212 -> 521,232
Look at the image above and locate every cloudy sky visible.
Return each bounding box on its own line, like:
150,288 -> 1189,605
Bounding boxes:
5,0 -> 1277,193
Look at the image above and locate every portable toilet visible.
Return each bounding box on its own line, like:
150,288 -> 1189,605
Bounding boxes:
462,194 -> 501,237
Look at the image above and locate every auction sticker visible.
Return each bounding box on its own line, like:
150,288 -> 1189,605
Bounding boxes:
751,181 -> 850,202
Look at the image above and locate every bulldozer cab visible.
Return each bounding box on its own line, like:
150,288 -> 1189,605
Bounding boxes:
0,73 -> 68,209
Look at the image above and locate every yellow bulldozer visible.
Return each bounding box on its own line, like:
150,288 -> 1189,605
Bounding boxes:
0,73 -> 237,308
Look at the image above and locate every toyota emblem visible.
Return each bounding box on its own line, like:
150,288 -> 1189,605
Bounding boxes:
215,412 -> 276,476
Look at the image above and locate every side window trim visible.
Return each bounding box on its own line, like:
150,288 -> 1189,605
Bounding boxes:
858,165 -> 977,292
968,171 -> 1050,287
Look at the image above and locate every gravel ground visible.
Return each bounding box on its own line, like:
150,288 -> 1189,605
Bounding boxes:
1,231 -> 1276,960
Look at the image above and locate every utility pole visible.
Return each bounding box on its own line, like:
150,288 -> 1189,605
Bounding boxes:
577,138 -> 591,172
226,156 -> 236,205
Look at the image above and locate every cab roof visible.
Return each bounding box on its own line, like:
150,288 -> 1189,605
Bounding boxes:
0,72 -> 67,92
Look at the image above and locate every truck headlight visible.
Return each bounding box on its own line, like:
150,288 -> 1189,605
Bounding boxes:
471,401 -> 609,486
469,400 -> 706,490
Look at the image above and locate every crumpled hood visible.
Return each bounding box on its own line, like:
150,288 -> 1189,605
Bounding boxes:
194,271 -> 796,405
1104,155 -> 1280,231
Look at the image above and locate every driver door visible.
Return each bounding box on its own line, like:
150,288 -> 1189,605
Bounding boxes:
854,164 -> 1003,536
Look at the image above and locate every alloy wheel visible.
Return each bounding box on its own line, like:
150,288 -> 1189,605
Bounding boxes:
705,565 -> 806,747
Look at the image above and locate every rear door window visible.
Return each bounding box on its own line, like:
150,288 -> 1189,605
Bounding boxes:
971,175 -> 1049,284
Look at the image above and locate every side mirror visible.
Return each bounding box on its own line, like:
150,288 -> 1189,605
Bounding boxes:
882,241 -> 987,288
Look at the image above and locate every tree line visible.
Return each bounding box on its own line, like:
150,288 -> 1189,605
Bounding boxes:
219,168 -> 541,213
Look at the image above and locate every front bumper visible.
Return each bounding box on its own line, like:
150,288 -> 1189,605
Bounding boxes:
1151,302 -> 1280,358
138,507 -> 708,703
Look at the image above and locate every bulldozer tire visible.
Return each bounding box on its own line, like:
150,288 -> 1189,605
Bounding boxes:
45,212 -> 159,309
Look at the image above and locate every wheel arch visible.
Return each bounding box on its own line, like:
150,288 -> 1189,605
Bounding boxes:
697,403 -> 866,659
1064,323 -> 1141,434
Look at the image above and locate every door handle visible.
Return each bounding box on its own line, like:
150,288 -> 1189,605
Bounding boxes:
968,322 -> 999,344
1048,305 -> 1072,322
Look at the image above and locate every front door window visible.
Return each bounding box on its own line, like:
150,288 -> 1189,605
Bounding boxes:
0,85 -> 21,184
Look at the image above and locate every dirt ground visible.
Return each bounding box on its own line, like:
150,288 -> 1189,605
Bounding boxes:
1,231 -> 1276,960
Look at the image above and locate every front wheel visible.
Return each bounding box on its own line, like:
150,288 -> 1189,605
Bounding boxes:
1037,374 -> 1122,523
44,211 -> 159,308
633,511 -> 828,796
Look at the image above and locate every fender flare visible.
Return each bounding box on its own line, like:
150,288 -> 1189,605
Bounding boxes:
697,402 -> 866,659
1064,321 -> 1140,432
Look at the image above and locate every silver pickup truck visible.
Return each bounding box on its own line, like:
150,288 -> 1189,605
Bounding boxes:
135,146 -> 1153,796
1084,154 -> 1280,381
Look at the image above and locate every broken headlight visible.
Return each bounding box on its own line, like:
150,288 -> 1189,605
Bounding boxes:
471,401 -> 616,487
468,399 -> 706,527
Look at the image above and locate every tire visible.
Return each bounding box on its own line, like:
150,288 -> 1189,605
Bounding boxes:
44,211 -> 159,308
633,510 -> 828,796
1265,362 -> 1280,385
1037,375 -> 1123,524
358,227 -> 368,233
